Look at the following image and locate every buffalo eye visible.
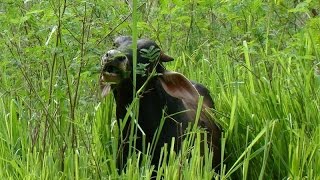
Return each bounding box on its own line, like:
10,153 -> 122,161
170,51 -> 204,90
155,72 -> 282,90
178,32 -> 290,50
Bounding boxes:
115,55 -> 127,62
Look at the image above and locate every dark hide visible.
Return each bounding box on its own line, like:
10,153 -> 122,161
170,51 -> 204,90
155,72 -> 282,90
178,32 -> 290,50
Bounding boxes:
100,36 -> 221,172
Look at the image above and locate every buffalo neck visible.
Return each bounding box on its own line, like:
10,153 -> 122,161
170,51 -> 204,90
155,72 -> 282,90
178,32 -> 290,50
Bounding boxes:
112,76 -> 154,120
113,78 -> 134,120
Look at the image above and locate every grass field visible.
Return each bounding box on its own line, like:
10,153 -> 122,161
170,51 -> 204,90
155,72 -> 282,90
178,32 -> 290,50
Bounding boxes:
0,0 -> 319,179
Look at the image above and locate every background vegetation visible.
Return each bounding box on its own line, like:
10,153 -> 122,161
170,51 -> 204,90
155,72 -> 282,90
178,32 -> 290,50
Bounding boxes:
0,0 -> 319,179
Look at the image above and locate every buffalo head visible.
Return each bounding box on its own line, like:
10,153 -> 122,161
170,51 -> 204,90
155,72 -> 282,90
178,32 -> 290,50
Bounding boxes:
100,36 -> 201,106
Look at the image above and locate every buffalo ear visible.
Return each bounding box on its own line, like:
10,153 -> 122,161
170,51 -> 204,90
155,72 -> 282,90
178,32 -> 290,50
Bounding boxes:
159,52 -> 174,62
159,71 -> 199,102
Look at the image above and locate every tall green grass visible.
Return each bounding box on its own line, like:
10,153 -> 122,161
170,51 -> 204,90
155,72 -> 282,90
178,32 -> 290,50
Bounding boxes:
0,0 -> 319,179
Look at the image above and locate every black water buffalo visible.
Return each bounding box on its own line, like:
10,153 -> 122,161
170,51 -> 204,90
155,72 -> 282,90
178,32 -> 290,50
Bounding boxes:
99,36 -> 221,171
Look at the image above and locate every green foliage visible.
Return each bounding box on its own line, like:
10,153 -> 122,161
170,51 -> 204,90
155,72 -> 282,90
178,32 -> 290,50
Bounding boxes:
0,0 -> 319,179
137,45 -> 161,76
140,45 -> 161,62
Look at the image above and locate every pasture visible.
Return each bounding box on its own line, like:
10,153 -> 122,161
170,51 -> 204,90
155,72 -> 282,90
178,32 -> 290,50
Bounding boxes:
0,1 -> 319,179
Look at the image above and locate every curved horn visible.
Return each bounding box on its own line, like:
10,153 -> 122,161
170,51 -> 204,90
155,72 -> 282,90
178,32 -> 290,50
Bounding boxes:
160,51 -> 174,62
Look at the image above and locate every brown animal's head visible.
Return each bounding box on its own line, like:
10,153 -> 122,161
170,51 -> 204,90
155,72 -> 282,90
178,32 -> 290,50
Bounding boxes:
100,36 -> 200,104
